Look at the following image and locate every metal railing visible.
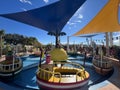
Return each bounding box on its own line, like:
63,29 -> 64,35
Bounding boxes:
76,70 -> 86,81
92,58 -> 112,69
37,62 -> 86,83
0,58 -> 22,72
37,67 -> 61,83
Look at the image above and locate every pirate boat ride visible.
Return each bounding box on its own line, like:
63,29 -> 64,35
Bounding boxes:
92,47 -> 113,75
36,47 -> 90,90
0,50 -> 22,77
92,55 -> 113,75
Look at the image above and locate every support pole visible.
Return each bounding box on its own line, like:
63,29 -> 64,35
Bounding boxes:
0,36 -> 2,58
90,37 -> 92,47
12,45 -> 15,71
67,36 -> 70,52
105,32 -> 109,56
109,32 -> 113,47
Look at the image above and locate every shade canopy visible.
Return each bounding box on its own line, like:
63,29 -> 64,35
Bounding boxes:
73,0 -> 120,36
77,33 -> 100,38
0,0 -> 86,34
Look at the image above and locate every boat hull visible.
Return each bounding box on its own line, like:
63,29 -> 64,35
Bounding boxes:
0,65 -> 22,78
36,75 -> 89,90
93,64 -> 113,75
0,57 -> 23,78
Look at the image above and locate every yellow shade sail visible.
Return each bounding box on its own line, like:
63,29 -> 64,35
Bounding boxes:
73,0 -> 120,36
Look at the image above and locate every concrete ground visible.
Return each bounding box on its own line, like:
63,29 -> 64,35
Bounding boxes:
98,57 -> 120,90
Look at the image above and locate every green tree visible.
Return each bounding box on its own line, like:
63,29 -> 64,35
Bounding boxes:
0,30 -> 5,57
47,32 -> 66,48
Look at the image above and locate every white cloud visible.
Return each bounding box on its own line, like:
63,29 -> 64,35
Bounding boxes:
19,0 -> 32,5
78,14 -> 83,19
67,21 -> 77,30
69,22 -> 75,25
67,22 -> 75,25
43,0 -> 49,3
75,20 -> 82,23
67,10 -> 83,29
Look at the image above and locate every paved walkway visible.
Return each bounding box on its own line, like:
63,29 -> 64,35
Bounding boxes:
98,57 -> 120,90
89,57 -> 120,90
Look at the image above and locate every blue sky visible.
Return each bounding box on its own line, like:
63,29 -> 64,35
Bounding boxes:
0,0 -> 119,45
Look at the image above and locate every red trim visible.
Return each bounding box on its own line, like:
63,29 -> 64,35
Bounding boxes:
38,85 -> 75,90
36,74 -> 89,86
38,84 -> 82,90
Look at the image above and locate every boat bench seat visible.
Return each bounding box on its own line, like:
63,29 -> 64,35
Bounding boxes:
54,67 -> 79,75
49,76 -> 60,83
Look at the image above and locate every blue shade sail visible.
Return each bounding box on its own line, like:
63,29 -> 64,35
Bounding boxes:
0,0 -> 86,34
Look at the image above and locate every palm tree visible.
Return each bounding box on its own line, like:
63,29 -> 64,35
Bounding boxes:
47,32 -> 66,48
0,30 -> 5,57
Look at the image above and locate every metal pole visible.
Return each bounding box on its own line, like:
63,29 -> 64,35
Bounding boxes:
100,46 -> 103,67
73,41 -> 76,52
0,35 -> 2,58
119,36 -> 120,46
90,37 -> 92,47
67,36 -> 70,52
105,32 -> 109,56
12,45 -> 15,71
109,32 -> 113,47
86,37 -> 89,46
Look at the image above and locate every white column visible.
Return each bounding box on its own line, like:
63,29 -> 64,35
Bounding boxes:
86,37 -> 89,46
90,37 -> 93,47
105,32 -> 109,56
74,41 -> 76,52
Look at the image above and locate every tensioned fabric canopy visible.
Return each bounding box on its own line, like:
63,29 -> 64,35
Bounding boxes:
73,0 -> 120,36
77,33 -> 100,38
0,0 -> 86,34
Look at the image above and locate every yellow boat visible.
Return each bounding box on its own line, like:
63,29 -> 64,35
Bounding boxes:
36,61 -> 89,90
0,53 -> 22,78
92,56 -> 113,75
